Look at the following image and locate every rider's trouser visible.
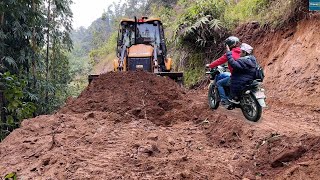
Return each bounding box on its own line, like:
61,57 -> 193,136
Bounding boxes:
216,72 -> 231,102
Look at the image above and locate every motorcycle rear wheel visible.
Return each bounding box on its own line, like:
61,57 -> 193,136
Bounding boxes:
208,83 -> 220,109
240,93 -> 262,122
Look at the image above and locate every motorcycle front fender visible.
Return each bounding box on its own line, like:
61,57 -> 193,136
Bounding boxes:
253,90 -> 267,108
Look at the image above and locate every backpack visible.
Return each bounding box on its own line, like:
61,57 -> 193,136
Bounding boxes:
250,56 -> 265,81
255,63 -> 265,82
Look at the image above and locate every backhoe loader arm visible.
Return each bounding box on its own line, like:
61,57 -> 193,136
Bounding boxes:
118,29 -> 130,70
119,44 -> 126,69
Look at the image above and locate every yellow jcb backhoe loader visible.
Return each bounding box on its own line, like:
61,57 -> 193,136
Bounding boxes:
89,16 -> 183,84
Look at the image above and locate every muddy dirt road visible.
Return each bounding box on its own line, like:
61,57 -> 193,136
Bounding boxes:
0,71 -> 319,179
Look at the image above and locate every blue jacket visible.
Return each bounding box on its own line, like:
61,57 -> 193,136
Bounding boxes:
226,51 -> 257,95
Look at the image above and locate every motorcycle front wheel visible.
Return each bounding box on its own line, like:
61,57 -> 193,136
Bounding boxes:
208,83 -> 220,109
240,93 -> 262,122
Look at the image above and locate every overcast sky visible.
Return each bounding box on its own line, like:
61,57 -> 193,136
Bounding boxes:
71,0 -> 118,29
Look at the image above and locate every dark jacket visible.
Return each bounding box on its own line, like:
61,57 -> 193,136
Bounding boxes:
226,51 -> 257,97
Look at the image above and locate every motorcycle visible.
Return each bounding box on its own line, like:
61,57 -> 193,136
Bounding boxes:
206,65 -> 267,122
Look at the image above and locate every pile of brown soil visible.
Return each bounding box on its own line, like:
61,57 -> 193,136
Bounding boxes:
61,71 -> 188,126
0,74 -> 319,179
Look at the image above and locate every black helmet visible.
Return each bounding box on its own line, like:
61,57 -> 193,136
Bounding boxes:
225,36 -> 240,48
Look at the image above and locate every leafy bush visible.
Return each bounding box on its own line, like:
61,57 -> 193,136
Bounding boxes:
0,72 -> 36,140
260,0 -> 307,27
224,0 -> 268,28
175,0 -> 228,47
224,0 -> 305,28
165,0 -> 228,86
184,67 -> 205,87
182,53 -> 206,86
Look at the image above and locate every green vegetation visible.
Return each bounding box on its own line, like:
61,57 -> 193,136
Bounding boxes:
0,0 -> 73,140
89,31 -> 118,64
224,0 -> 268,27
224,0 -> 304,28
0,72 -> 36,140
4,172 -> 17,180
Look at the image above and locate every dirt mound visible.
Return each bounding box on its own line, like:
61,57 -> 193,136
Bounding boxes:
0,111 -> 237,179
235,14 -> 320,109
61,71 -> 187,125
0,89 -> 320,179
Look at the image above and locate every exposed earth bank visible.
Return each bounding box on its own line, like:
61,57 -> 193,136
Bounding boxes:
236,14 -> 320,110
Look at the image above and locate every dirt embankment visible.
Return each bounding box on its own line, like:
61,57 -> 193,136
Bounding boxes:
236,15 -> 320,110
0,70 -> 319,179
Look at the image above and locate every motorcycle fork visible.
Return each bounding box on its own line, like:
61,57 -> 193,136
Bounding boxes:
209,80 -> 221,102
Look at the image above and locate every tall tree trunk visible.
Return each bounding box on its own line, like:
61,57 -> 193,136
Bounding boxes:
31,0 -> 37,89
0,12 -> 4,26
45,0 -> 51,106
0,12 -> 4,71
52,41 -> 56,96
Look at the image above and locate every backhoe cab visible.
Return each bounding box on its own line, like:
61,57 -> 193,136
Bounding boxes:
113,17 -> 183,83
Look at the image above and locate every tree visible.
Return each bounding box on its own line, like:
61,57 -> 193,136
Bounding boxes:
0,0 -> 73,140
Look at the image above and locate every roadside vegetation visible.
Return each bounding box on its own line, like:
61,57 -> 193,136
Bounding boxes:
0,0 -> 73,140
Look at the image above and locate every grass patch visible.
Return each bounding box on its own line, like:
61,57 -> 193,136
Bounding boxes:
183,53 -> 206,87
184,67 -> 205,87
224,0 -> 305,28
224,0 -> 268,28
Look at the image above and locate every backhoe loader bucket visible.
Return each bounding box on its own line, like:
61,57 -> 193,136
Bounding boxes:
155,72 -> 184,86
88,72 -> 183,85
88,75 -> 99,84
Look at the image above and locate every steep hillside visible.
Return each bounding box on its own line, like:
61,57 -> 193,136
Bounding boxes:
236,14 -> 320,109
90,53 -> 115,75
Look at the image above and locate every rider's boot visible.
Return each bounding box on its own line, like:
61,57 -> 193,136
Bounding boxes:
221,100 -> 232,109
228,96 -> 240,105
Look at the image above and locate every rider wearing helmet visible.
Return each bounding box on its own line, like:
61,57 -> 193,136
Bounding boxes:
207,36 -> 241,107
226,43 -> 257,104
